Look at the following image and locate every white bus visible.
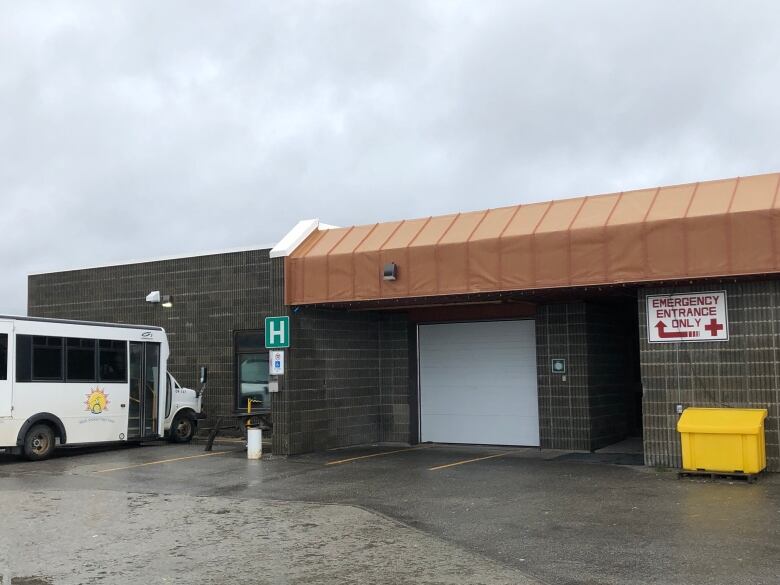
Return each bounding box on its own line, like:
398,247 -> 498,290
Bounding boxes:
0,316 -> 203,460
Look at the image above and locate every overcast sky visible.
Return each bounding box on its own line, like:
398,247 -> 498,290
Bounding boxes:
2,1 -> 779,314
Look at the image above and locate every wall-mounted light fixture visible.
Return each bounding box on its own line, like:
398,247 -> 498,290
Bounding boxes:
383,262 -> 398,281
146,290 -> 174,308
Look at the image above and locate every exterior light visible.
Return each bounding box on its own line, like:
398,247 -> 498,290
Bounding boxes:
146,291 -> 173,307
383,263 -> 398,281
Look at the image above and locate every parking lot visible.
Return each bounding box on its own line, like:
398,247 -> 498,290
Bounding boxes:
1,441 -> 779,585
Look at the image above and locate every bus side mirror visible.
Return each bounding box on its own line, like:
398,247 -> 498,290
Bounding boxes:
199,366 -> 208,385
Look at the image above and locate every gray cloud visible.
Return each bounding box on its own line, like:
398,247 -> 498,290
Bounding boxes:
2,1 -> 779,314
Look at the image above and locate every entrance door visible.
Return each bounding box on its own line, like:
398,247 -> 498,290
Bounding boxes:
128,342 -> 161,439
0,321 -> 12,417
418,320 -> 540,446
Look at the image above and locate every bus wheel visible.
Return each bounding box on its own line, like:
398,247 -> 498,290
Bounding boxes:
23,424 -> 55,461
171,413 -> 195,443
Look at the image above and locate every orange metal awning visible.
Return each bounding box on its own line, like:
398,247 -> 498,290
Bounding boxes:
285,172 -> 780,305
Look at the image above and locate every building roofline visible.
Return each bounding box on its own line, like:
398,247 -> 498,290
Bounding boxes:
28,243 -> 276,277
284,171 -> 780,305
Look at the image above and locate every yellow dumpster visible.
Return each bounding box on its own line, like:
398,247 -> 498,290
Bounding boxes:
677,408 -> 767,474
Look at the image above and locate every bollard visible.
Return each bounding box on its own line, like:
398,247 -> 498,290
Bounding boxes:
247,427 -> 262,460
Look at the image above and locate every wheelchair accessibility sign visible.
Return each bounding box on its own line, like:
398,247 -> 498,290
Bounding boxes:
269,350 -> 285,375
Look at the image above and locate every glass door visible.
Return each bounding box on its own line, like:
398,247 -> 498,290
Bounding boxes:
143,343 -> 160,436
234,330 -> 269,411
128,341 -> 161,439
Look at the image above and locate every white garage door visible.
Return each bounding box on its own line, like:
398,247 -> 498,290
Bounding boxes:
419,320 -> 539,446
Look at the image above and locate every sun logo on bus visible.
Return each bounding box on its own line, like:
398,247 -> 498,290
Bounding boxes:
85,388 -> 110,414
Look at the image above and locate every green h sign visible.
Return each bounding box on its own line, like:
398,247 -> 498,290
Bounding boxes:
265,316 -> 290,349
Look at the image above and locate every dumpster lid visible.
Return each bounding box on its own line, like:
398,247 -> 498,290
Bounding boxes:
677,408 -> 767,434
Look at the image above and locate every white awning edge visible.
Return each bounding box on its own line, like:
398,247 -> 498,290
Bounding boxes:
270,219 -> 339,258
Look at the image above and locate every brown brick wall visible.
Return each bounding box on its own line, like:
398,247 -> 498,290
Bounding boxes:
639,281 -> 780,472
28,255 -> 410,457
536,302 -> 638,451
273,304 -> 409,455
536,303 -> 591,450
28,250 -> 275,424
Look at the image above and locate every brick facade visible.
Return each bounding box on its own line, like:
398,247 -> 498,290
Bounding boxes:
536,303 -> 590,450
28,250 -> 276,424
31,250 -> 779,469
536,302 -> 638,451
273,307 -> 410,455
28,254 -> 411,457
640,281 -> 780,472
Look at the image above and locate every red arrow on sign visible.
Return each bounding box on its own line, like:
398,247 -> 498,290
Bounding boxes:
655,321 -> 696,339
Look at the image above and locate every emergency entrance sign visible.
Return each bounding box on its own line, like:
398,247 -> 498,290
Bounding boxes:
647,291 -> 728,343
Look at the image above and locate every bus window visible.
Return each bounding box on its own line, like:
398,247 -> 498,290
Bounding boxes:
32,336 -> 64,381
99,340 -> 127,382
0,334 -> 7,381
16,335 -> 31,382
66,338 -> 97,382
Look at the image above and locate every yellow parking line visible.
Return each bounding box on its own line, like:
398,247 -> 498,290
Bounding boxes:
95,450 -> 231,473
428,451 -> 511,471
326,445 -> 430,466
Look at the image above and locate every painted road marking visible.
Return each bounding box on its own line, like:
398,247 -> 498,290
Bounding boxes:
94,450 -> 232,473
428,451 -> 512,471
326,445 -> 431,466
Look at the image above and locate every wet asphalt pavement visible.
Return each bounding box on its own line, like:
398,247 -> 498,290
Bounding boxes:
0,441 -> 778,584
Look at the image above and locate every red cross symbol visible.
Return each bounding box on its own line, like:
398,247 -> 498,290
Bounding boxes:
704,318 -> 724,336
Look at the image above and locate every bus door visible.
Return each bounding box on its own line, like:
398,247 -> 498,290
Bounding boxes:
128,342 -> 161,439
0,321 -> 11,417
